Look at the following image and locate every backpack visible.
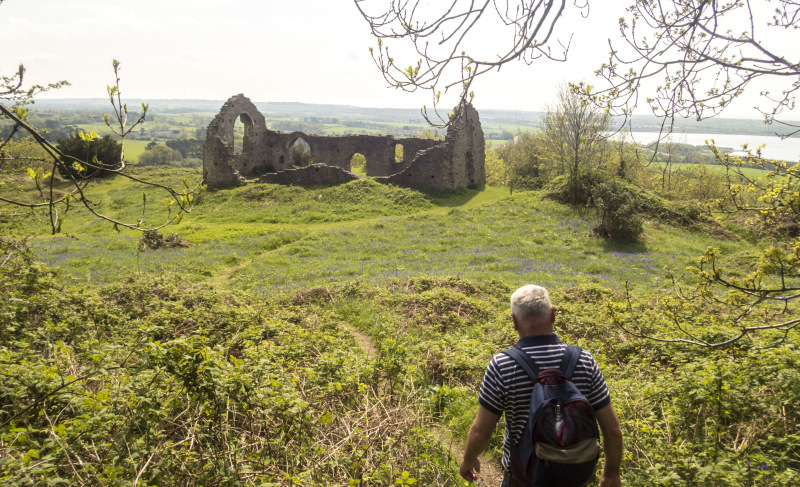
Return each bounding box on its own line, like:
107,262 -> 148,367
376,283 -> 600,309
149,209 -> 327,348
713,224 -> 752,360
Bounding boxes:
502,344 -> 601,487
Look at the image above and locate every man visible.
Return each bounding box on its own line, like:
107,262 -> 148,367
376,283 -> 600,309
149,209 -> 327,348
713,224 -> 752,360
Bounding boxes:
460,285 -> 623,487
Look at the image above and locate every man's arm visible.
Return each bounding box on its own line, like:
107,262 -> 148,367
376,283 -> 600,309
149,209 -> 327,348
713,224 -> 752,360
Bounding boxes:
595,402 -> 623,487
459,405 -> 501,482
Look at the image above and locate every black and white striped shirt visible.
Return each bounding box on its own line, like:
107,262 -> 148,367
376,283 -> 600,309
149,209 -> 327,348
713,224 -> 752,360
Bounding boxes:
478,333 -> 611,469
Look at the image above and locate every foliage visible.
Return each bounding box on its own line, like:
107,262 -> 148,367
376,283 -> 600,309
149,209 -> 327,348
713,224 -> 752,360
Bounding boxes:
591,178 -> 644,241
586,0 -> 800,139
3,169 -> 800,484
138,144 -> 182,166
610,240 -> 800,350
493,132 -> 549,193
483,146 -> 505,187
350,153 -> 367,171
604,141 -> 800,350
715,145 -> 800,228
165,138 -> 203,159
0,136 -> 50,173
291,139 -> 313,167
55,132 -> 122,178
0,242 -> 463,486
0,59 -> 201,234
541,85 -> 612,203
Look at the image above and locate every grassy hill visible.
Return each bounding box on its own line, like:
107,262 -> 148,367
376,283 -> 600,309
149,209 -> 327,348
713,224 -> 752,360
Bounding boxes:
1,167 -> 798,486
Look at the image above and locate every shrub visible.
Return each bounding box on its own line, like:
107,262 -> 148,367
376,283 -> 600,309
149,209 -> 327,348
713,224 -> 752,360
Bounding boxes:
545,172 -> 603,205
591,178 -> 644,241
55,132 -> 122,179
137,230 -> 191,251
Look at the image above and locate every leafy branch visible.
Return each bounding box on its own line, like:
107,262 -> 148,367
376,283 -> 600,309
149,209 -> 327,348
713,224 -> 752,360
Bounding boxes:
0,60 -> 203,234
583,0 -> 800,140
609,241 -> 800,349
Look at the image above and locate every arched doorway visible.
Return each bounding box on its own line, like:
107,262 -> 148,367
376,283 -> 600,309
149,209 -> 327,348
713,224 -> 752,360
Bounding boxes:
350,153 -> 367,176
290,137 -> 312,167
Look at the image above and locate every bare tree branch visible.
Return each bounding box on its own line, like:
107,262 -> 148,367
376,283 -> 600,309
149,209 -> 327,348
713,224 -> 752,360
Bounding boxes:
583,0 -> 800,139
354,0 -> 585,125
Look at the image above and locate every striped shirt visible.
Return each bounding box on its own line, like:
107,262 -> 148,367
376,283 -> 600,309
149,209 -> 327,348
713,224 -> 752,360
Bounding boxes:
478,333 -> 611,469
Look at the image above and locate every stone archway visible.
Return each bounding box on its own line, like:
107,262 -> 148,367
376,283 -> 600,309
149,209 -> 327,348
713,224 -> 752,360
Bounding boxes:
203,94 -> 269,188
289,137 -> 312,167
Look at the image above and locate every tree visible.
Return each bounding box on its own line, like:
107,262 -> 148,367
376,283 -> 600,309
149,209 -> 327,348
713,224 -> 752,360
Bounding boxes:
541,85 -> 610,202
139,144 -> 181,166
355,1 -> 800,137
586,0 -> 800,139
166,138 -> 204,159
494,132 -> 549,193
1,57 -> 201,234
55,132 -> 122,179
354,0 -> 584,124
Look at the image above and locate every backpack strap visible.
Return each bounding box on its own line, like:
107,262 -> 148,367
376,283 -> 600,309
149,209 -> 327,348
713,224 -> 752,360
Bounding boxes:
561,344 -> 583,380
502,346 -> 540,382
504,344 -> 583,381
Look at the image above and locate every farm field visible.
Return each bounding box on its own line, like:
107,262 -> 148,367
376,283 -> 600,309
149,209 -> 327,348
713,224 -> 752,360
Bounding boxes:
2,164 -> 799,486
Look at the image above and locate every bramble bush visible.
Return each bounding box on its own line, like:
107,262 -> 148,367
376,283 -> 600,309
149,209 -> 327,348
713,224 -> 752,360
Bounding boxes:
2,233 -> 799,485
0,239 -> 460,486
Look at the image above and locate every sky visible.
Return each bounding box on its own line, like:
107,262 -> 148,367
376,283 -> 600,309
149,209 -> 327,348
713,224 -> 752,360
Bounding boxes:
0,0 -> 791,118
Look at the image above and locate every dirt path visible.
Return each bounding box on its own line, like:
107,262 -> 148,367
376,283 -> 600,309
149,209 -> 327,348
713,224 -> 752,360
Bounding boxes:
345,325 -> 378,358
434,427 -> 504,486
345,324 -> 503,486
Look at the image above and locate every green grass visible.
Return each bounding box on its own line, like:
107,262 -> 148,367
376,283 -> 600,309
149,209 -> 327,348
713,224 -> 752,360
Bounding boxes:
123,139 -> 149,163
3,166 -> 755,296
3,164 -> 799,486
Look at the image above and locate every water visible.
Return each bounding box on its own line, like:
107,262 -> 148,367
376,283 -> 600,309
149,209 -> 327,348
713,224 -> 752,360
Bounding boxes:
626,131 -> 800,162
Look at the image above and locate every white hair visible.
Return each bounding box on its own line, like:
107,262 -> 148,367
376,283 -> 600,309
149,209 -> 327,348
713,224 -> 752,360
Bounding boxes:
510,285 -> 552,319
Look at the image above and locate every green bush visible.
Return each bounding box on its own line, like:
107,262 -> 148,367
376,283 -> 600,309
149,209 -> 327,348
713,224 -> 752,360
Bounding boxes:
591,178 -> 644,241
55,132 -> 122,179
544,172 -> 601,205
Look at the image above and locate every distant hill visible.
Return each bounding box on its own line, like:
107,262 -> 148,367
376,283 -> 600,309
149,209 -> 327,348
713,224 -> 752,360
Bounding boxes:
29,98 -> 796,137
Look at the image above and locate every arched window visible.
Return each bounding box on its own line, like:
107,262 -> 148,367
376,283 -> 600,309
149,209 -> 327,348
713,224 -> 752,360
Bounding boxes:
395,143 -> 404,163
233,113 -> 253,155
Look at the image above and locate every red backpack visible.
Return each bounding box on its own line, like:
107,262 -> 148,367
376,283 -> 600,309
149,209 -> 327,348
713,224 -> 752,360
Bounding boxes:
502,345 -> 601,487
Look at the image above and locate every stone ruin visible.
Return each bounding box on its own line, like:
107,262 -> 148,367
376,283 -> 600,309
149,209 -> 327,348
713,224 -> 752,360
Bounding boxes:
203,94 -> 485,191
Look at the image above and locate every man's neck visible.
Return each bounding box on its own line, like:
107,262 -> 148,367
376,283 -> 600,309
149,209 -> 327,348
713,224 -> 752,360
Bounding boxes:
518,326 -> 554,338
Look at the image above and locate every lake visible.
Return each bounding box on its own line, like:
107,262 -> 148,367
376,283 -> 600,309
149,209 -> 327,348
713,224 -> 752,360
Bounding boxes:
627,131 -> 800,162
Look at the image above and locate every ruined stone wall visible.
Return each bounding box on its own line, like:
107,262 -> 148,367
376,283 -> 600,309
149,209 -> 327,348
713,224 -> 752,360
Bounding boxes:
378,103 -> 485,191
258,164 -> 359,186
203,94 -> 485,191
379,144 -> 452,190
446,103 -> 485,188
258,133 -> 437,176
203,94 -> 270,188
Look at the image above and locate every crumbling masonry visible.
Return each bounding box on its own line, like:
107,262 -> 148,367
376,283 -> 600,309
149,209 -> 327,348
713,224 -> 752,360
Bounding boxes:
203,94 -> 485,191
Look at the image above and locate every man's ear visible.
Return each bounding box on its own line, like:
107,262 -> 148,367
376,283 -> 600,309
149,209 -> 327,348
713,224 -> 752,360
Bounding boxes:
512,313 -> 520,332
550,306 -> 556,325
